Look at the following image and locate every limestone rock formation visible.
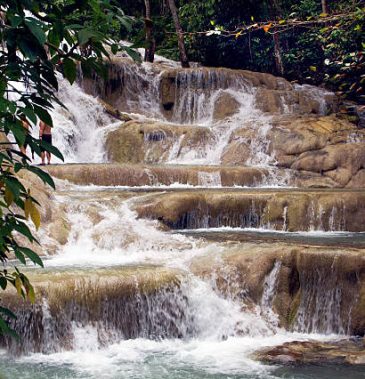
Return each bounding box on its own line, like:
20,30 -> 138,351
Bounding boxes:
1,266 -> 184,354
81,58 -> 364,188
45,163 -> 269,187
17,171 -> 70,255
213,92 -> 240,121
254,339 -> 365,365
190,243 -> 365,335
105,120 -> 214,164
134,190 -> 365,232
222,115 -> 365,187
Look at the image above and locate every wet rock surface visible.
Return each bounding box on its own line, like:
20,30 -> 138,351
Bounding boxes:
254,339 -> 365,365
80,59 -> 365,188
190,243 -> 365,335
105,120 -> 214,164
1,266 -> 185,354
223,115 -> 365,187
134,189 -> 365,232
45,163 -> 269,187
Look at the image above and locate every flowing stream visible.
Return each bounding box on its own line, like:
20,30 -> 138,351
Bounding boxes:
1,60 -> 364,379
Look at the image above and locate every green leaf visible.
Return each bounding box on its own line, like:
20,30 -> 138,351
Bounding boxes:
14,249 -> 26,265
9,14 -> 22,27
0,277 -> 7,290
18,38 -> 39,62
63,58 -> 77,85
0,306 -> 16,320
78,29 -> 99,45
3,176 -> 25,199
26,166 -> 56,189
111,44 -> 118,55
117,16 -> 132,32
48,27 -> 61,47
10,121 -> 26,145
18,247 -> 43,267
12,221 -> 37,243
38,141 -> 64,161
123,47 -> 142,63
25,18 -> 47,45
21,107 -> 37,125
33,105 -> 53,127
0,318 -> 18,339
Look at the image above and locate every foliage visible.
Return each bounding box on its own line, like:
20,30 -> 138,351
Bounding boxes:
282,2 -> 365,101
119,0 -> 364,103
0,0 -> 132,335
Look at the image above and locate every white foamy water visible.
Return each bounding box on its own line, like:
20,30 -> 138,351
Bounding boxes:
3,57 -> 361,379
166,85 -> 275,167
50,78 -> 116,163
45,193 -> 219,269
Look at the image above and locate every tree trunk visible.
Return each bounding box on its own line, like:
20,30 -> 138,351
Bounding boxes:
321,0 -> 328,14
273,33 -> 284,75
268,0 -> 284,75
144,0 -> 155,62
166,0 -> 190,68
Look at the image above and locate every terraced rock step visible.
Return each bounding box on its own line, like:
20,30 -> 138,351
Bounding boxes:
1,266 -> 185,354
134,189 -> 365,232
190,243 -> 365,335
45,163 -> 271,187
178,229 -> 365,248
104,117 -> 365,188
44,163 -> 354,188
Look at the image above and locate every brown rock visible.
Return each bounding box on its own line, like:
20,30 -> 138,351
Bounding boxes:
45,163 -> 270,188
347,169 -> 365,188
213,92 -> 240,120
98,98 -> 132,122
292,144 -> 365,186
105,120 -> 214,164
254,339 -> 365,365
134,189 -> 365,232
190,243 -> 365,334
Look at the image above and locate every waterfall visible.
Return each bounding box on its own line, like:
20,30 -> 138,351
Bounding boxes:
260,261 -> 282,327
3,57 -> 363,379
171,69 -> 247,124
49,78 -> 116,163
49,62 -> 338,174
197,171 -> 222,187
85,59 -> 164,120
293,265 -> 352,335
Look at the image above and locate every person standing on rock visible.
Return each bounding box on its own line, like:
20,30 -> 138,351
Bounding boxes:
19,114 -> 34,160
39,120 -> 52,165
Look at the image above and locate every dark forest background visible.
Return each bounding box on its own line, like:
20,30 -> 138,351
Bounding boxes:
117,0 -> 364,103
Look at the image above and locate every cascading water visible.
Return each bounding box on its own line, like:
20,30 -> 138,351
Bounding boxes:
50,78 -> 116,163
260,261 -> 282,327
3,56 -> 364,379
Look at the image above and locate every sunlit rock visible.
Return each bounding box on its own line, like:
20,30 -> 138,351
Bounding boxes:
254,339 -> 365,365
1,266 -> 185,354
134,189 -> 365,232
190,243 -> 365,335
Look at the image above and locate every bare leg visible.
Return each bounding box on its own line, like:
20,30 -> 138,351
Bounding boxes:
41,151 -> 46,165
47,152 -> 51,165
